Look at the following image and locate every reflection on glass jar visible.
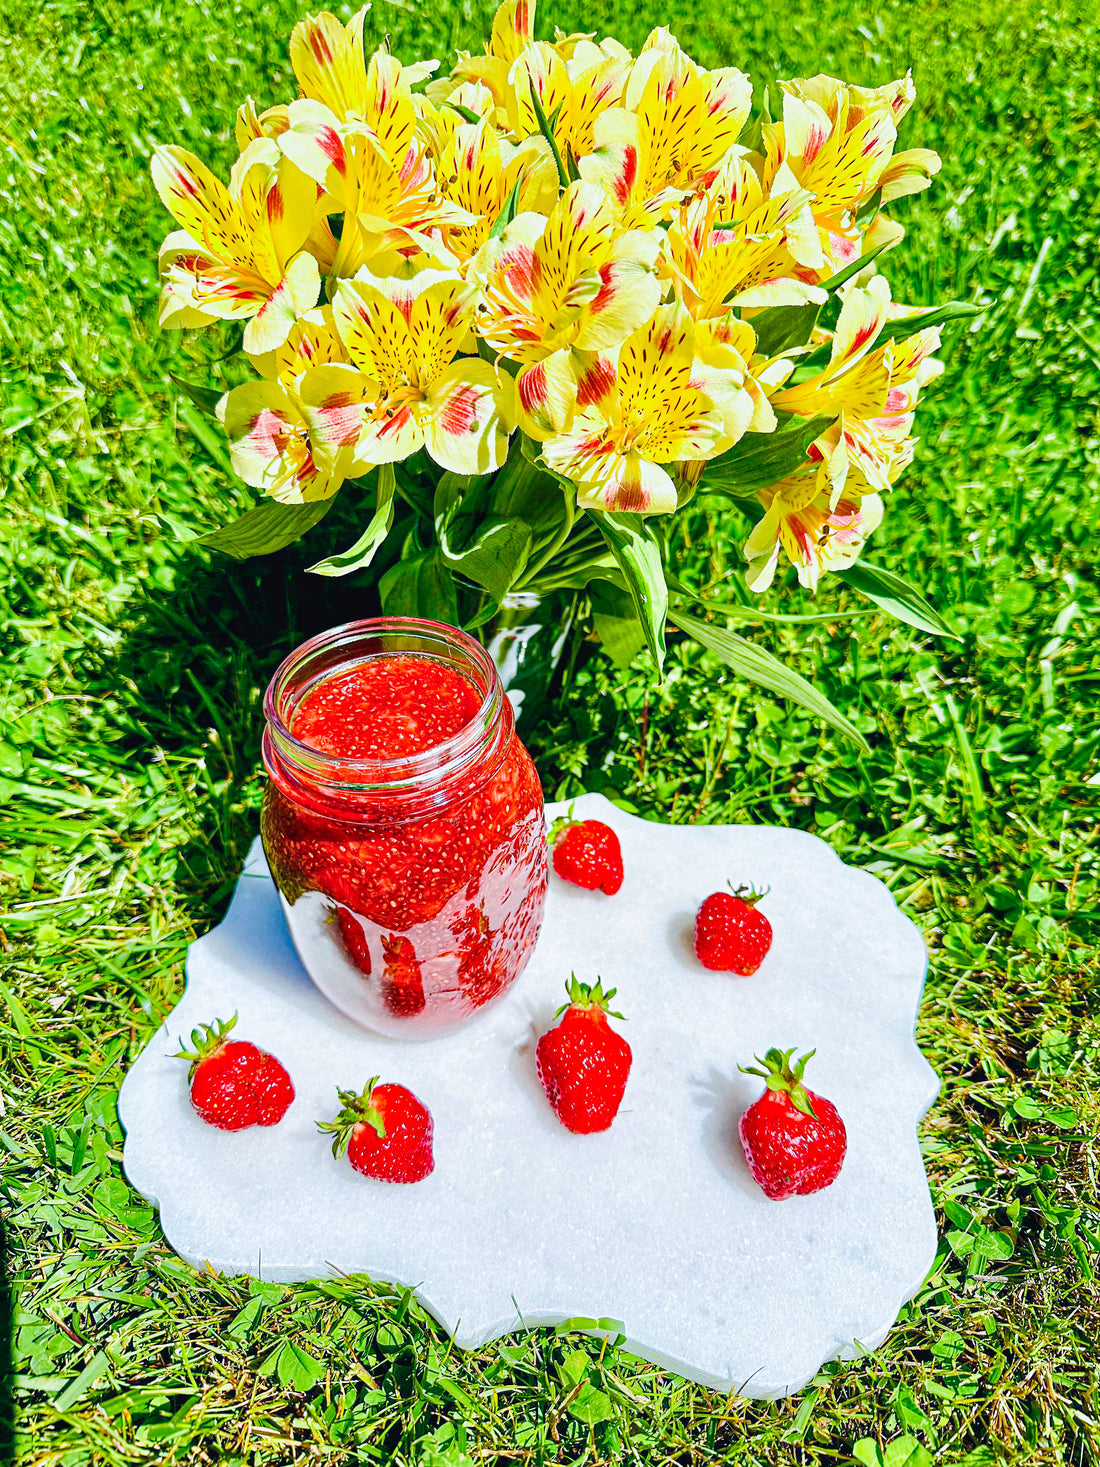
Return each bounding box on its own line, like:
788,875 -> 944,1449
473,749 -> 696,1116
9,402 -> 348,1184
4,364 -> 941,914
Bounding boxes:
260,618 -> 547,1038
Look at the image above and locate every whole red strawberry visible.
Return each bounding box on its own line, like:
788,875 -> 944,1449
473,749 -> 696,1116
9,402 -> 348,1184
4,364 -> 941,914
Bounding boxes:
174,1015 -> 294,1131
381,934 -> 426,1016
694,884 -> 772,974
536,977 -> 631,1133
549,813 -> 623,894
318,1078 -> 434,1183
737,1048 -> 846,1199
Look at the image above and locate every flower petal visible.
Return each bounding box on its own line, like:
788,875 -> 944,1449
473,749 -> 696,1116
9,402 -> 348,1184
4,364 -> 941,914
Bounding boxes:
223,380 -> 341,503
577,450 -> 677,514
331,278 -> 415,386
514,349 -> 579,437
243,251 -> 321,355
289,7 -> 369,121
151,145 -> 251,263
423,359 -> 510,474
408,279 -> 480,389
878,147 -> 942,204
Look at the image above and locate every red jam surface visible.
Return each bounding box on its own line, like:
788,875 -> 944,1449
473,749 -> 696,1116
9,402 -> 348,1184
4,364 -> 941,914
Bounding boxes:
262,653 -> 547,1036
291,655 -> 482,760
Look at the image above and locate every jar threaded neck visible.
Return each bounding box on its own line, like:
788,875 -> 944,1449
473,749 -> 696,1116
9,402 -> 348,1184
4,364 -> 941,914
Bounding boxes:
262,618 -> 513,823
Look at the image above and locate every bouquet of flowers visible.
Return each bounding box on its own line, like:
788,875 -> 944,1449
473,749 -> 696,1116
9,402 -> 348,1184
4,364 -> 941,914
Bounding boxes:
153,0 -> 973,735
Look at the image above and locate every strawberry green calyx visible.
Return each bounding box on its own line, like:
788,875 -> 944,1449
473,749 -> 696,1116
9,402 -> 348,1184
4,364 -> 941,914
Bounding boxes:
555,973 -> 625,1021
316,1078 -> 387,1158
728,882 -> 771,906
173,1013 -> 238,1080
546,802 -> 578,848
739,1047 -> 819,1120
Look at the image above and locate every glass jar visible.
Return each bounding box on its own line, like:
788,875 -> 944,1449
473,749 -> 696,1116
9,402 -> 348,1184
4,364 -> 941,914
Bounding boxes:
260,618 -> 548,1038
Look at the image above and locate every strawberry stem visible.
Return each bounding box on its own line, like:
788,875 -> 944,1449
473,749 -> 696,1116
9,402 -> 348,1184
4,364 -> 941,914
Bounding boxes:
172,1014 -> 238,1081
317,1078 -> 387,1158
546,801 -> 578,848
554,973 -> 626,1021
739,1046 -> 818,1120
727,881 -> 771,906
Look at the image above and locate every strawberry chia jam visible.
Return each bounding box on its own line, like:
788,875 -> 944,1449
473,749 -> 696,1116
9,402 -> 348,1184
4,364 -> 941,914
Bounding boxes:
261,618 -> 547,1037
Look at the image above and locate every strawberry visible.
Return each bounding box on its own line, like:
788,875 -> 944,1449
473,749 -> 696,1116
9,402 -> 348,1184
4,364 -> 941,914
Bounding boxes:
381,934 -> 426,1016
548,812 -> 623,894
536,977 -> 631,1133
335,906 -> 372,975
694,884 -> 772,974
174,1015 -> 294,1131
737,1048 -> 847,1199
318,1078 -> 434,1183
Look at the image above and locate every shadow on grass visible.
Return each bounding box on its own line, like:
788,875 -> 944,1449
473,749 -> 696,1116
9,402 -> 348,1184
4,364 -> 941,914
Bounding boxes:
1,1216 -> 12,1466
106,513 -> 394,931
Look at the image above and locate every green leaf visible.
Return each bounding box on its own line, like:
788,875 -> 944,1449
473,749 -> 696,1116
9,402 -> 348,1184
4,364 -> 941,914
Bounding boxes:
0,738 -> 26,777
169,373 -> 223,416
670,610 -> 870,751
307,466 -> 396,577
590,581 -> 645,669
528,78 -> 568,189
418,1425 -> 476,1467
434,472 -> 533,600
52,1350 -> 112,1412
570,1382 -> 615,1425
558,1349 -> 590,1388
749,302 -> 821,357
199,498 -> 333,559
852,1439 -> 933,1467
487,174 -> 524,239
589,511 -> 667,669
700,414 -> 835,497
875,300 -> 984,347
227,1297 -> 264,1340
884,1438 -> 934,1467
275,1341 -> 326,1393
379,547 -> 459,623
736,86 -> 770,153
817,234 -> 896,292
443,99 -> 480,124
836,560 -> 961,640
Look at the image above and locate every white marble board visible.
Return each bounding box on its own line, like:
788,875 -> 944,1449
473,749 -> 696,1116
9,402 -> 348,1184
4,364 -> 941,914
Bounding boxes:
119,792 -> 939,1397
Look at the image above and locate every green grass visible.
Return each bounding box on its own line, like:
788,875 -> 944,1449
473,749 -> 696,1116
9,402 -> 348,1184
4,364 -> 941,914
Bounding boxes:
1,0 -> 1099,1461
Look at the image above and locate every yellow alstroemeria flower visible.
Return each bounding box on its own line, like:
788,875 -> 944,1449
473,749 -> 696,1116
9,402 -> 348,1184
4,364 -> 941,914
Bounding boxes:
743,469 -> 884,591
220,380 -> 345,504
435,117 -> 557,261
761,75 -> 941,271
152,139 -> 322,354
246,305 -> 349,386
501,39 -> 631,162
577,29 -> 751,220
278,49 -> 476,277
470,180 -> 662,435
773,277 -> 942,492
664,150 -> 826,319
289,8 -> 439,124
300,264 -> 510,476
539,305 -> 726,514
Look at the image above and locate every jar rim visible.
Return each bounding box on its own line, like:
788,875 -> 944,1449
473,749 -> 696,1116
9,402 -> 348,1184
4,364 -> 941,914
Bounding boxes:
264,610 -> 516,815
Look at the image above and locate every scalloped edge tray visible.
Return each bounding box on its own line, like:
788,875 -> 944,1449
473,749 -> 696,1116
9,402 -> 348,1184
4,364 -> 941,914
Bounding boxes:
120,793 -> 939,1397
